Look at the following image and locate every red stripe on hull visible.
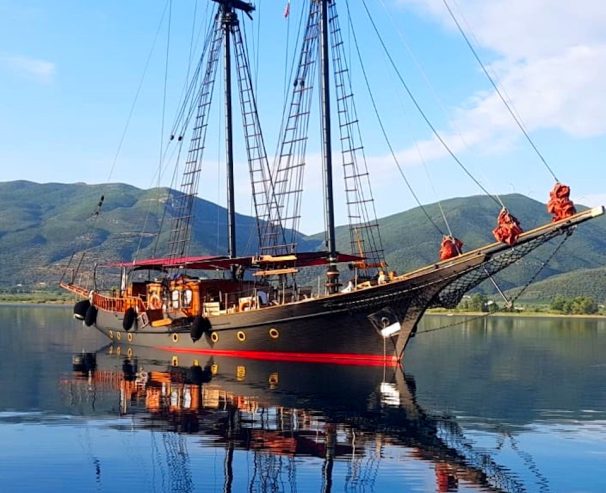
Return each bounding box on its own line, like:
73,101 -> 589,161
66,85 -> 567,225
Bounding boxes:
155,346 -> 399,367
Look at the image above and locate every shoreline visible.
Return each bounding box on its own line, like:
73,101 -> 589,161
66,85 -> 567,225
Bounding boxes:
426,310 -> 606,320
1,301 -> 603,319
0,301 -> 70,308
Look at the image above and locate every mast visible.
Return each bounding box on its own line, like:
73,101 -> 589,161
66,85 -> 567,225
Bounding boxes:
320,0 -> 340,293
223,4 -> 237,263
215,0 -> 254,272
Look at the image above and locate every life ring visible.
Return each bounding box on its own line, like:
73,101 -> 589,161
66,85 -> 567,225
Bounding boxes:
148,293 -> 162,310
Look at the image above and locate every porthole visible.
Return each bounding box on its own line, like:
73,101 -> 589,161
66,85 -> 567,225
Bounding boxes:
236,365 -> 246,381
172,333 -> 179,343
172,356 -> 179,367
210,331 -> 219,343
211,363 -> 218,375
116,346 -> 121,356
127,348 -> 133,358
108,330 -> 114,339
116,331 -> 121,341
269,328 -> 279,339
127,332 -> 133,343
237,331 -> 246,342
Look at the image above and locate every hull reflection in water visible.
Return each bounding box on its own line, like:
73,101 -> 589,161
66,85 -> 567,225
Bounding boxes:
64,345 -> 532,492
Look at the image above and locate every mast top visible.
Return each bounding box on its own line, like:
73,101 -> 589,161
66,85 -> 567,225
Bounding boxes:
212,0 -> 255,15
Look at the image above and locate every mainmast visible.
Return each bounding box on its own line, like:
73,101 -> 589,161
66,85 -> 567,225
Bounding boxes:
319,0 -> 340,294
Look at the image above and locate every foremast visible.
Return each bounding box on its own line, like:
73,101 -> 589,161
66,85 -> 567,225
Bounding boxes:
217,0 -> 247,266
168,0 -> 275,276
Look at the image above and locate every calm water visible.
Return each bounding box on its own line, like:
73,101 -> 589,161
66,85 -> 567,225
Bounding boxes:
0,306 -> 605,492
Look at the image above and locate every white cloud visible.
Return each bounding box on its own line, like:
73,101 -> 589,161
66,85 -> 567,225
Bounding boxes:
396,0 -> 606,59
0,54 -> 56,83
391,0 -> 606,161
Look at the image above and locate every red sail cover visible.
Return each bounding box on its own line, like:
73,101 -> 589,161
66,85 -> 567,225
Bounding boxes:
492,209 -> 523,245
547,182 -> 576,222
439,235 -> 463,260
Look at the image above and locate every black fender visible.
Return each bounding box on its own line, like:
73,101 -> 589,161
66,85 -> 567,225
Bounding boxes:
73,300 -> 90,320
190,316 -> 211,342
84,305 -> 98,327
123,307 -> 137,331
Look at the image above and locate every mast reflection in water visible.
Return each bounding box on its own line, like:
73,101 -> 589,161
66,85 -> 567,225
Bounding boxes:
64,345 -> 529,493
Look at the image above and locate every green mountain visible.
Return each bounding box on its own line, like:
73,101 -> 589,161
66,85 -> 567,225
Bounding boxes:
504,266 -> 606,304
1,181 -> 604,294
0,181 -> 313,287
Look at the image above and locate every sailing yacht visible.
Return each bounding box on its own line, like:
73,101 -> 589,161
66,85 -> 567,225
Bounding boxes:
60,0 -> 604,364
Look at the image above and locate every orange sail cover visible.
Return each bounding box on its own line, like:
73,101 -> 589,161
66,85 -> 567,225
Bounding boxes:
547,183 -> 576,222
439,236 -> 463,260
493,209 -> 523,245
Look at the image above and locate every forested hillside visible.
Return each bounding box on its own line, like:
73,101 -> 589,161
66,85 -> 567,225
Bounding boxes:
1,181 -> 604,295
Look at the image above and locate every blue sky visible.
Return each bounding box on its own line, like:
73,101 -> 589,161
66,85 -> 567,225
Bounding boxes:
1,0 -> 604,234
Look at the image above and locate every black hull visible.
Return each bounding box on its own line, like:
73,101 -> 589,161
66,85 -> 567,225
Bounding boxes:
91,252 -> 486,364
97,308 -> 400,365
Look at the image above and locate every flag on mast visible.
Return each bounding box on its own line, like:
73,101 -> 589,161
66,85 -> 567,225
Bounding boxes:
284,0 -> 291,18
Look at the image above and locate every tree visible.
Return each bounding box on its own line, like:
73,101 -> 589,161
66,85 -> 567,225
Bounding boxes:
550,295 -> 597,314
551,295 -> 567,312
571,296 -> 598,315
468,293 -> 488,312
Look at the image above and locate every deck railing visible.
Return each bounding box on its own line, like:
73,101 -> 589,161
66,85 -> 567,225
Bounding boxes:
60,282 -> 146,313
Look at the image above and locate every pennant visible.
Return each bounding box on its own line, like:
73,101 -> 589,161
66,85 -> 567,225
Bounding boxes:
284,1 -> 291,18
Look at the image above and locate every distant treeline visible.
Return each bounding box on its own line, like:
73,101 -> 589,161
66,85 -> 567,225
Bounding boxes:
456,293 -> 604,315
549,295 -> 601,315
507,267 -> 606,305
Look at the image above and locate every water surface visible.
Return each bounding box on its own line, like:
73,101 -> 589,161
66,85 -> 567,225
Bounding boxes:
0,306 -> 604,492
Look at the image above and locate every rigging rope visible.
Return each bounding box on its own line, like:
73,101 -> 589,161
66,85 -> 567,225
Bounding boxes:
144,2 -> 217,261
61,2 -> 173,283
159,0 -> 173,189
441,0 -> 559,182
276,0 -> 307,156
360,0 -> 504,210
418,231 -> 572,335
282,0 -> 291,103
106,1 -> 172,185
253,0 -> 262,90
344,2 -> 445,237
376,0 -> 478,237
183,0 -> 199,96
